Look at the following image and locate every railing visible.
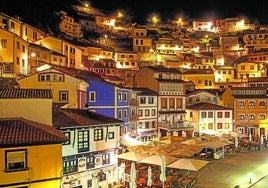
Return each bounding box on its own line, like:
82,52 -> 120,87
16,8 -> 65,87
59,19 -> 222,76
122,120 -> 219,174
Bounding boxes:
158,121 -> 194,130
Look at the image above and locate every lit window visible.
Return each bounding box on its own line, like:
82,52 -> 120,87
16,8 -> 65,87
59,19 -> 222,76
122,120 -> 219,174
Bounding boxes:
145,109 -> 150,116
249,101 -> 255,107
78,130 -> 89,152
5,149 -> 27,171
238,101 -> 245,107
63,159 -> 78,174
94,129 -> 103,141
118,92 -> 122,101
63,132 -> 70,145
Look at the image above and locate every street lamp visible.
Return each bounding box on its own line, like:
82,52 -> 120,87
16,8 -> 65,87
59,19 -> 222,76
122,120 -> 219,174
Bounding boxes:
31,52 -> 39,69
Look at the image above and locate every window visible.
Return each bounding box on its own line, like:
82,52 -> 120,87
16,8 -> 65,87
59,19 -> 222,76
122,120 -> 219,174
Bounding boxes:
94,129 -> 103,141
260,114 -> 266,120
152,109 -> 156,116
63,132 -> 70,145
118,92 -> 122,101
86,156 -> 94,169
124,109 -> 127,118
201,112 -> 206,118
138,110 -> 143,116
217,123 -> 223,129
140,97 -> 146,104
108,132 -> 114,139
224,122 -> 230,129
78,130 -> 89,152
59,91 -> 68,101
238,114 -> 245,120
208,112 -> 213,118
1,39 -> 7,48
217,112 -> 223,118
148,97 -> 154,104
145,122 -> 149,129
241,66 -> 245,70
259,101 -> 266,107
249,101 -> 255,107
124,93 -> 128,101
225,112 -> 230,118
145,109 -> 150,116
63,159 -> 78,174
5,149 -> 27,171
118,110 -> 122,119
238,101 -> 245,107
248,114 -> 255,120
89,91 -> 96,102
102,154 -> 110,165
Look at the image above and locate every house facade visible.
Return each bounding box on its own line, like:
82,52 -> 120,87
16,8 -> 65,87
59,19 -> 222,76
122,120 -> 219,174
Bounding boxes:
186,102 -> 233,135
53,108 -> 123,188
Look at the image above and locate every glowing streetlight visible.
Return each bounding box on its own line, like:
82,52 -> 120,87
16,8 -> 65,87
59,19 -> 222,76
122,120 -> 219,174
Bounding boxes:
152,16 -> 159,26
117,12 -> 123,19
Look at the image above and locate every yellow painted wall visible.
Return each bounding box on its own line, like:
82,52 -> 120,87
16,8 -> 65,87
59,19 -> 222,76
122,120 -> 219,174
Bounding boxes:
18,69 -> 89,109
0,144 -> 62,188
0,99 -> 52,125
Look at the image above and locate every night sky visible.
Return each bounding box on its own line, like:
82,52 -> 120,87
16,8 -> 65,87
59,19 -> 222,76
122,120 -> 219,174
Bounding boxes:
0,0 -> 267,27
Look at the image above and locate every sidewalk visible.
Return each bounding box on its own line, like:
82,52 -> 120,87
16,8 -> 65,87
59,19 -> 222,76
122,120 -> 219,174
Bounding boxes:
195,147 -> 268,188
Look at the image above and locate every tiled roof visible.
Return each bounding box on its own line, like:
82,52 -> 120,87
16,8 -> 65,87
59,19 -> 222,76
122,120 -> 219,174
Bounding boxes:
0,88 -> 52,99
182,69 -> 214,74
0,118 -> 68,147
187,102 -> 232,110
53,108 -> 123,128
145,66 -> 182,74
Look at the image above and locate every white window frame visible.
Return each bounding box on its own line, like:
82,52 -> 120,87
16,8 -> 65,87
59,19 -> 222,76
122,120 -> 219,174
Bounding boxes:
89,91 -> 96,102
5,149 -> 27,171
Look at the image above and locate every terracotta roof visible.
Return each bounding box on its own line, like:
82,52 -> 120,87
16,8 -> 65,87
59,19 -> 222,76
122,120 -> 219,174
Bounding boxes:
0,118 -> 68,147
53,108 -> 123,128
187,102 -> 232,110
0,88 -> 52,98
145,66 -> 182,73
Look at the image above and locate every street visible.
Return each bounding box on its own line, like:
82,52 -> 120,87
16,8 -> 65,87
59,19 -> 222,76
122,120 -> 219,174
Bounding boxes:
195,147 -> 268,188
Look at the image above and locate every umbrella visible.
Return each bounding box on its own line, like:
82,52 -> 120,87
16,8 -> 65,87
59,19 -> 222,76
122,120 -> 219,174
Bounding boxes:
160,155 -> 166,188
146,141 -> 166,147
118,151 -> 150,162
139,155 -> 178,166
181,137 -> 205,145
201,141 -> 227,150
167,158 -> 209,171
148,147 -> 170,155
169,148 -> 197,158
130,162 -> 137,188
147,166 -> 153,187
129,145 -> 153,153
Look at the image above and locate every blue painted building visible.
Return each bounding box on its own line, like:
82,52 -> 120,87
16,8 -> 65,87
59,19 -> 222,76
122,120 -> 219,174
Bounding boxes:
85,78 -> 131,135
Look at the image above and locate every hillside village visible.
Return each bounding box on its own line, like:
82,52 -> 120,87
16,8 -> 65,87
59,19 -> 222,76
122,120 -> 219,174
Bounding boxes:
1,1 -> 268,188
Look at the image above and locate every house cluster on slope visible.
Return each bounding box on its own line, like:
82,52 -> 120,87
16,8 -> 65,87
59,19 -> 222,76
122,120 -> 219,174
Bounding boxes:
1,1 -> 268,188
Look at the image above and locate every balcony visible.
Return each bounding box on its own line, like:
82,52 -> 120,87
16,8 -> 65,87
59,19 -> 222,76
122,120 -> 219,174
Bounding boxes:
158,121 -> 194,130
